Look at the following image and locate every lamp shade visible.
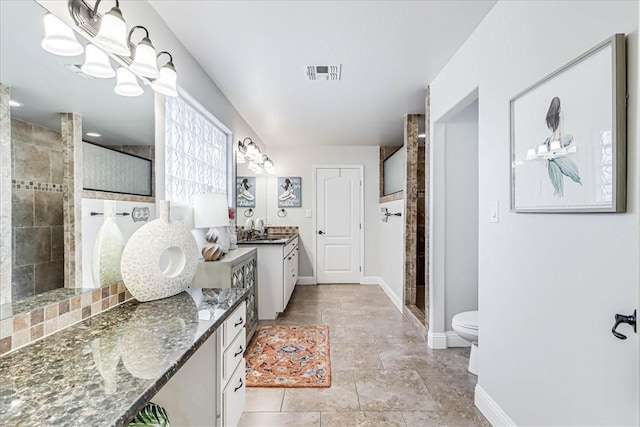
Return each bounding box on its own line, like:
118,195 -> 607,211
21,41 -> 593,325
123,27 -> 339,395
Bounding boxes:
151,62 -> 178,97
193,193 -> 229,228
81,44 -> 116,78
130,37 -> 159,78
114,67 -> 143,97
41,13 -> 84,56
93,6 -> 130,57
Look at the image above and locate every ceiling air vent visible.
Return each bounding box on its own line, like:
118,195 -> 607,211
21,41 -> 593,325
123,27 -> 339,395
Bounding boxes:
305,64 -> 342,81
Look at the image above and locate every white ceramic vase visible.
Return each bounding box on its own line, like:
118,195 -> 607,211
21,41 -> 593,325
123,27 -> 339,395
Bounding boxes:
121,200 -> 199,302
92,200 -> 125,288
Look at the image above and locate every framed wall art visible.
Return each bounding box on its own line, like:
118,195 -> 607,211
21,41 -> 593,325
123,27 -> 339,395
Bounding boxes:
510,34 -> 626,213
277,177 -> 301,207
236,176 -> 256,208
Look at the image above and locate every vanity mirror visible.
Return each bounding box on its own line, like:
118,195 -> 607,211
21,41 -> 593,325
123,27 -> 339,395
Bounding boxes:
0,0 -> 155,316
236,160 -> 268,229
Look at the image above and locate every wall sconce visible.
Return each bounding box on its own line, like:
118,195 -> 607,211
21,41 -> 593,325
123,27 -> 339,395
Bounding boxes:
236,138 -> 249,163
90,0 -> 130,56
81,44 -> 115,78
150,52 -> 178,97
41,13 -> 84,56
128,26 -> 159,78
114,67 -> 143,97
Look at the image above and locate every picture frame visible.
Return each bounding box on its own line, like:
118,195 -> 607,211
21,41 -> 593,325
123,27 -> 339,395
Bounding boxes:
510,34 -> 626,213
277,177 -> 302,207
236,176 -> 256,208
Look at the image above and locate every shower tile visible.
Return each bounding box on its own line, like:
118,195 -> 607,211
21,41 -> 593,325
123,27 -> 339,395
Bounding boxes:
11,265 -> 35,300
13,141 -> 50,182
35,260 -> 64,294
50,150 -> 64,183
12,188 -> 34,227
34,191 -> 63,226
13,227 -> 51,265
10,119 -> 32,144
32,124 -> 62,151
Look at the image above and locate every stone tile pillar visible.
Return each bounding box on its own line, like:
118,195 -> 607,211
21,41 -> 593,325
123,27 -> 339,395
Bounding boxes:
403,114 -> 420,311
62,113 -> 83,288
0,84 -> 11,304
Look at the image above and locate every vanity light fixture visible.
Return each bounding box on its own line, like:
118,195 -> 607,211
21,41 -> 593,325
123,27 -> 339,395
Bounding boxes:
81,44 -> 116,78
263,156 -> 275,174
114,67 -> 143,97
9,100 -> 23,108
41,13 -> 84,56
128,26 -> 159,78
90,0 -> 130,56
245,140 -> 262,162
236,138 -> 249,163
150,52 -> 178,97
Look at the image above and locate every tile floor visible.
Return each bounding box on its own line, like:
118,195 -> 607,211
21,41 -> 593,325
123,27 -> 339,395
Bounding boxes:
240,284 -> 490,427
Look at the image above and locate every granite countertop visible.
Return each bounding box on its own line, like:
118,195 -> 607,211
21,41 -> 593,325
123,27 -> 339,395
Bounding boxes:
0,288 -> 249,427
237,233 -> 298,245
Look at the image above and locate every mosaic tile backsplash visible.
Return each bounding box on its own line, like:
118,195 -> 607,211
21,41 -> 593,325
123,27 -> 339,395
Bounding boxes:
0,283 -> 133,356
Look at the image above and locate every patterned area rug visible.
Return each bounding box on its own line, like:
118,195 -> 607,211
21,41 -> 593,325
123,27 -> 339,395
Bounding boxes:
245,325 -> 331,388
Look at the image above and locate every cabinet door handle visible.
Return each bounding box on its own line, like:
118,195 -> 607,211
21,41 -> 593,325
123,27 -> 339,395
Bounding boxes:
234,317 -> 244,327
234,346 -> 244,357
234,378 -> 244,392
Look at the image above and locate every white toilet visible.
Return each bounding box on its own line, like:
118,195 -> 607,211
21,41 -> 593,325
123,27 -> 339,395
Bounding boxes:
451,310 -> 479,375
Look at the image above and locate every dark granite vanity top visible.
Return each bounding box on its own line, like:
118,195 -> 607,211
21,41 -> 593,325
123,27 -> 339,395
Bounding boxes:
237,233 -> 298,245
0,288 -> 249,426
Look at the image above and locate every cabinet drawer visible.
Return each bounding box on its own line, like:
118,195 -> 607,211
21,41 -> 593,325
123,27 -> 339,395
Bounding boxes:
223,301 -> 246,348
223,329 -> 246,383
223,359 -> 246,427
284,236 -> 298,258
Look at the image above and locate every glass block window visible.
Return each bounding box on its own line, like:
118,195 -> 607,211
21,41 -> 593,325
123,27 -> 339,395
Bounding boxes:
165,96 -> 228,205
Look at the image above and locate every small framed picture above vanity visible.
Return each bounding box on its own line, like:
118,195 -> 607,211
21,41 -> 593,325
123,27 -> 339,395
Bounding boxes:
277,176 -> 301,207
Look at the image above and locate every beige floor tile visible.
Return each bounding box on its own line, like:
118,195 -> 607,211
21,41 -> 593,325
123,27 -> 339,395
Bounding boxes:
355,370 -> 437,411
281,371 -> 360,412
330,343 -> 383,371
402,411 -> 446,427
238,411 -> 320,427
244,388 -> 284,412
243,284 -> 487,426
321,411 -> 406,427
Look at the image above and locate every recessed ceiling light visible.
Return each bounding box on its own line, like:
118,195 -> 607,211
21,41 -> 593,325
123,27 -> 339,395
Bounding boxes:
86,132 -> 102,137
418,133 -> 426,138
9,100 -> 23,107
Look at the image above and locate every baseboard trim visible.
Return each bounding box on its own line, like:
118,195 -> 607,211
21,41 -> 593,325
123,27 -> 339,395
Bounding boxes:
446,331 -> 471,347
296,276 -> 316,285
427,331 -> 447,349
360,276 -> 403,312
475,384 -> 517,427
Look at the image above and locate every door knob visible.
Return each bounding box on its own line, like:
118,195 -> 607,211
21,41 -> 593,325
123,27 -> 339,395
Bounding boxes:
318,230 -> 324,235
611,310 -> 636,340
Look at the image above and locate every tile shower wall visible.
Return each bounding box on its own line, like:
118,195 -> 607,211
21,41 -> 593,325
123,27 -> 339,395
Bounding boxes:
11,119 -> 65,301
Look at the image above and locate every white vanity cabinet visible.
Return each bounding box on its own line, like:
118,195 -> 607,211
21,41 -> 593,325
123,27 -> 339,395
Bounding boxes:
152,302 -> 247,427
219,301 -> 246,427
251,236 -> 299,320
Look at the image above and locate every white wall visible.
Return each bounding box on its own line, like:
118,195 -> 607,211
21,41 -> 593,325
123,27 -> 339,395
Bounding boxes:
429,1 -> 638,425
259,145 -> 379,280
378,199 -> 404,309
443,100 -> 479,337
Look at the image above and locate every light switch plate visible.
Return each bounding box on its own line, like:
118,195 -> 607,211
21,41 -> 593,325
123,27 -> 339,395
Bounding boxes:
305,209 -> 312,218
489,201 -> 499,223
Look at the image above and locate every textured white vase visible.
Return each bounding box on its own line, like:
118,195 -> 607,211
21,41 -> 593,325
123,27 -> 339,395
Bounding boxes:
92,200 -> 125,288
121,200 -> 198,302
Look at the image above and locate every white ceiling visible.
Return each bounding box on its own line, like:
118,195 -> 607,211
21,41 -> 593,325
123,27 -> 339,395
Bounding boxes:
150,0 -> 495,147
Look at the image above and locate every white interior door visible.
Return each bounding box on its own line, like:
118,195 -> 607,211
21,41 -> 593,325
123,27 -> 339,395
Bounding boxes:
315,167 -> 361,283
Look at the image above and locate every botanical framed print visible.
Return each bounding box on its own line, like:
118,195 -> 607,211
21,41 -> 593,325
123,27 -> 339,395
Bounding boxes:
510,34 -> 626,213
278,177 -> 301,207
236,176 -> 256,208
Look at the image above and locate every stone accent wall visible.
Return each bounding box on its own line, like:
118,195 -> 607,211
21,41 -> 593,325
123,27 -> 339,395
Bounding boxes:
0,85 -> 11,305
62,113 -> 83,288
10,119 -> 65,301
